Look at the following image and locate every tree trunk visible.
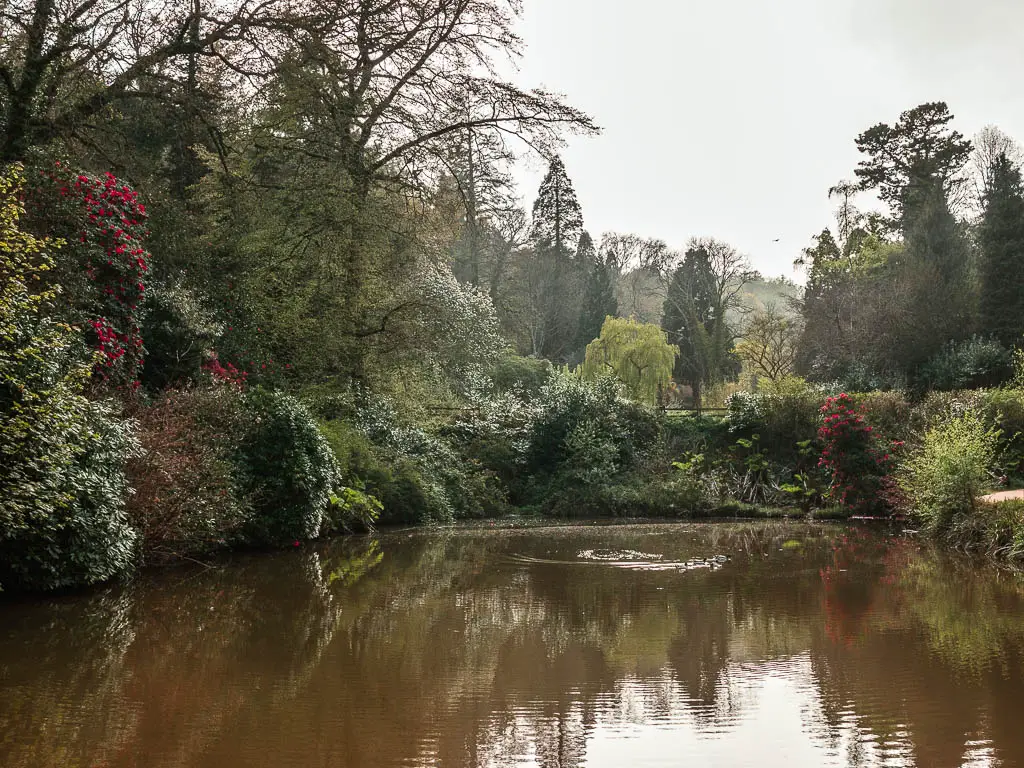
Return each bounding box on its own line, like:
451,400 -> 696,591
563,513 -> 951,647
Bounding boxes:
1,0 -> 57,163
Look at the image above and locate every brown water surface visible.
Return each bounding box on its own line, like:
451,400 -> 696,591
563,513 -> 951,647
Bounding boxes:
3,521 -> 1024,767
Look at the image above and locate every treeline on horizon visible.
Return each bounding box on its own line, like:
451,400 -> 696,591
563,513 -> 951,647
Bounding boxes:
4,0 -> 1024,592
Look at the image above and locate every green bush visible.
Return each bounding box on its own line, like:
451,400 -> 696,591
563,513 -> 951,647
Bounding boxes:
853,389 -> 913,443
526,372 -> 660,482
915,336 -> 1014,392
1,167 -> 139,591
235,389 -> 341,545
660,413 -> 732,459
446,391 -> 536,478
317,417 -> 378,479
319,418 -> 429,524
489,353 -> 554,395
140,279 -> 223,390
830,361 -> 905,394
902,409 -> 1000,534
318,414 -> 506,525
914,389 -> 986,432
726,377 -> 825,461
325,487 -> 383,533
361,394 -> 517,521
979,388 -> 1024,435
976,388 -> 1024,480
543,473 -> 706,518
0,400 -> 140,592
946,498 -> 1024,559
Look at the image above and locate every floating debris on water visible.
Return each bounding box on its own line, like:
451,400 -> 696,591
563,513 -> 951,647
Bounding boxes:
578,548 -> 662,561
507,550 -> 730,572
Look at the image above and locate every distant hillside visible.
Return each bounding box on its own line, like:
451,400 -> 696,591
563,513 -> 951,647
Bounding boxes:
730,276 -> 802,324
612,271 -> 801,329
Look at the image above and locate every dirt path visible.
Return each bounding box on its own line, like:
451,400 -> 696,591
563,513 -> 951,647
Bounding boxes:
979,489 -> 1024,504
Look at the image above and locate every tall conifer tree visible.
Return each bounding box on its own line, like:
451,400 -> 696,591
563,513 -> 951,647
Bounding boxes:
574,231 -> 618,356
979,153 -> 1024,347
900,182 -> 974,370
522,156 -> 586,361
530,156 -> 583,256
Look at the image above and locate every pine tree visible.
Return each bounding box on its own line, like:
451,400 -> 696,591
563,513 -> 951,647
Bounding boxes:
523,157 -> 586,362
854,102 -> 972,231
661,240 -> 747,411
575,230 -> 596,262
979,153 -> 1024,347
574,231 -> 618,355
530,156 -> 583,256
900,182 -> 975,370
663,248 -> 716,409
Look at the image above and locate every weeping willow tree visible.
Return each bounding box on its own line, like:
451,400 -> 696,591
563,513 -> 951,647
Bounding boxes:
581,316 -> 678,405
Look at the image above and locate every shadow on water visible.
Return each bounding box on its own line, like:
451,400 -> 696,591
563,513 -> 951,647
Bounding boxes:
3,521 -> 1024,767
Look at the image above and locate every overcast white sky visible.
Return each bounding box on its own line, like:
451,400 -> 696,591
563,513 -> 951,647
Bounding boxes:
508,0 -> 1024,280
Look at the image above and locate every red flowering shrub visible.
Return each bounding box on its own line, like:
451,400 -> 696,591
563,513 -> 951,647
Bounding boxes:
25,160 -> 151,390
202,351 -> 248,387
818,393 -> 902,514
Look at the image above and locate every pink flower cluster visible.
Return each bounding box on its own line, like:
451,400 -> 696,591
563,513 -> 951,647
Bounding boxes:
203,354 -> 248,387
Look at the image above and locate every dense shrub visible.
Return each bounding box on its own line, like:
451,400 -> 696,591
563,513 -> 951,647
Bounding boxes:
915,336 -> 1013,393
852,390 -> 913,443
358,396 -> 506,522
543,472 -> 706,518
902,409 -> 1000,534
979,388 -> 1024,434
446,390 -> 538,484
726,376 -> 825,460
126,388 -> 248,561
913,389 -> 986,434
140,279 -> 223,390
912,388 -> 1024,477
318,398 -> 509,525
517,373 -> 660,513
818,393 -> 900,515
489,353 -> 554,395
0,401 -> 140,592
940,499 -> 1024,559
324,486 -> 383,533
235,388 -> 341,544
831,361 -> 906,394
319,418 -> 432,524
527,373 -> 659,480
2,165 -> 86,529
723,390 -> 766,433
660,413 -> 732,459
976,388 -> 1024,480
1,165 -> 139,591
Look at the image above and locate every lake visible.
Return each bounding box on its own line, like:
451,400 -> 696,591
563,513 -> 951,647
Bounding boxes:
3,521 -> 1024,767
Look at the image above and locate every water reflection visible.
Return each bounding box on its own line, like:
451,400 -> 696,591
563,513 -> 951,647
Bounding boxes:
3,522 -> 1024,767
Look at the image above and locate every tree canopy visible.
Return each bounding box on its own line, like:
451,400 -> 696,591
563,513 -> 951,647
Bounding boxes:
581,316 -> 677,405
